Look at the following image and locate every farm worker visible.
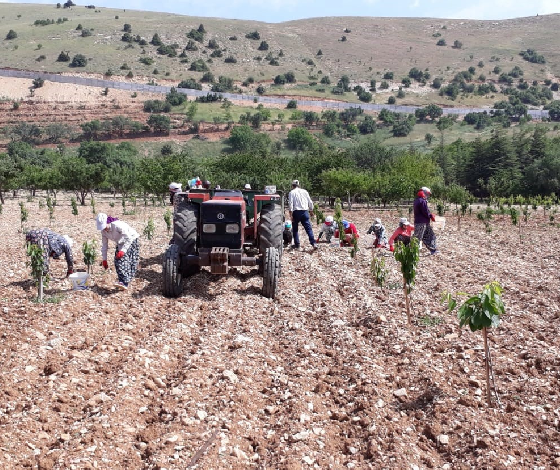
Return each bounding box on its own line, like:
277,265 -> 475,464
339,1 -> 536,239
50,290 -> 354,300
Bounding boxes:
283,221 -> 293,247
413,188 -> 438,255
334,220 -> 360,246
316,215 -> 338,243
244,183 -> 252,190
202,180 -> 211,190
388,217 -> 414,252
168,182 -> 182,205
366,218 -> 388,248
288,179 -> 317,250
25,229 -> 74,277
96,213 -> 140,290
214,185 -> 221,190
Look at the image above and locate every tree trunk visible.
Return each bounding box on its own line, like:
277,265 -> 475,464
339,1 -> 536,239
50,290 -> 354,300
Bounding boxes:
483,327 -> 492,407
0,190 -> 4,204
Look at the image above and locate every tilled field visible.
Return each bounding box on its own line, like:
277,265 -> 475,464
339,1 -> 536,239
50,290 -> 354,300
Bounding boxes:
1,196 -> 559,469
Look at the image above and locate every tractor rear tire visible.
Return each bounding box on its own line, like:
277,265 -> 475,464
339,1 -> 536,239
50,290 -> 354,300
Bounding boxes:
173,200 -> 200,277
163,244 -> 183,298
259,203 -> 283,257
262,246 -> 280,299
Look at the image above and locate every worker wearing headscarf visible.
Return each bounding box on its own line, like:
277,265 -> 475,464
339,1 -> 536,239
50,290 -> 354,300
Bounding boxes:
25,229 -> 74,277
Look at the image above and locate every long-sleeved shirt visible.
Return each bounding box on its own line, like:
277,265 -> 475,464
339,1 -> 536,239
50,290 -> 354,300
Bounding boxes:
335,222 -> 359,239
101,220 -> 139,260
367,224 -> 388,245
288,187 -> 314,212
25,229 -> 73,273
317,221 -> 338,240
388,225 -> 414,247
413,196 -> 432,225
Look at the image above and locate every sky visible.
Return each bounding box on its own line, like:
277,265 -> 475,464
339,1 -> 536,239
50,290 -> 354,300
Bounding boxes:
2,0 -> 560,23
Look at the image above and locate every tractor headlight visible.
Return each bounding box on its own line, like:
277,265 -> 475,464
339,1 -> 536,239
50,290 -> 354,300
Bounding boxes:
203,223 -> 216,233
225,224 -> 239,234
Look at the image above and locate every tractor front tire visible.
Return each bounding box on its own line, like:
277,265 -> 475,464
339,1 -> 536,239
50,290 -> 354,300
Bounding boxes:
173,200 -> 200,277
262,246 -> 280,299
163,244 -> 183,298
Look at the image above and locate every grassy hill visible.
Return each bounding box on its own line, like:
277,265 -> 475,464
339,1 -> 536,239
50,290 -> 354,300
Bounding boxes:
0,3 -> 559,93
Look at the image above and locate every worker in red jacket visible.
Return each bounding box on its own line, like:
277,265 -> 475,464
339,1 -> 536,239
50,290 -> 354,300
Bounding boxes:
335,220 -> 359,246
388,218 -> 414,252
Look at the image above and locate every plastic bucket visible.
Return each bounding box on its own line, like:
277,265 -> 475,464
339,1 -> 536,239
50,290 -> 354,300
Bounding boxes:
69,272 -> 90,291
433,216 -> 446,231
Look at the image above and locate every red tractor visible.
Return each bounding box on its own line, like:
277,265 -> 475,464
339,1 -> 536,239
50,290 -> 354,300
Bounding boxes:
163,187 -> 284,298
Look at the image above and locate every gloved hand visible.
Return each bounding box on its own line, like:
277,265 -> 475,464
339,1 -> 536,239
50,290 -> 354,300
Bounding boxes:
315,238 -> 319,243
389,245 -> 394,252
430,214 -> 436,222
66,269 -> 74,277
102,260 -> 108,270
116,251 -> 125,259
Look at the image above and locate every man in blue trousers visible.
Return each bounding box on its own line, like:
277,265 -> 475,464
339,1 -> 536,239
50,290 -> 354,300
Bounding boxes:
288,179 -> 318,251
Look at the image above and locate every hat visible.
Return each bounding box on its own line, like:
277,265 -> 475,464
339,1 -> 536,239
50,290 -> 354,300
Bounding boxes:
417,190 -> 425,198
421,186 -> 431,195
96,213 -> 108,231
244,183 -> 251,190
374,218 -> 381,225
169,182 -> 182,192
62,235 -> 74,248
292,179 -> 299,186
284,221 -> 292,229
399,217 -> 411,226
325,215 -> 334,225
342,220 -> 350,229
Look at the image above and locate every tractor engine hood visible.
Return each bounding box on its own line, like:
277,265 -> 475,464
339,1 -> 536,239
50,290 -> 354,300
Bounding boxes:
200,200 -> 245,249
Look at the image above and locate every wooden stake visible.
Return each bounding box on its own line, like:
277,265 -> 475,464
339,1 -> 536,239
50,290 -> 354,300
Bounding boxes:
483,327 -> 492,407
403,278 -> 411,325
38,276 -> 43,302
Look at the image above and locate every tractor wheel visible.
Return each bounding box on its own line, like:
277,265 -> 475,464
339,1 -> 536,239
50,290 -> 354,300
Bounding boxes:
162,244 -> 183,298
173,200 -> 200,276
262,246 -> 280,299
259,203 -> 283,258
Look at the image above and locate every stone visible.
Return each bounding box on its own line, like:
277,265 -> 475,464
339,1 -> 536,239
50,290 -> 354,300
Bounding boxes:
232,447 -> 248,460
196,410 -> 207,420
393,388 -> 407,398
437,435 -> 449,445
302,456 -> 314,465
223,369 -> 239,384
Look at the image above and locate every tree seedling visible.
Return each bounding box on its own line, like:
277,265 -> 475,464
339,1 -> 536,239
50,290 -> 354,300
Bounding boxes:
71,196 -> 79,217
370,252 -> 387,288
46,196 -> 55,223
313,202 -> 325,225
349,233 -> 359,260
143,217 -> 155,240
90,196 -> 96,215
82,239 -> 97,274
163,209 -> 172,234
394,236 -> 419,325
26,242 -> 48,301
19,202 -> 28,231
333,198 -> 343,247
443,281 -> 505,407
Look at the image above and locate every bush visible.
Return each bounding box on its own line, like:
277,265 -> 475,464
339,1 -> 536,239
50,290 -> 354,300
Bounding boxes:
388,96 -> 396,104
258,40 -> 269,51
81,29 -> 92,37
453,40 -> 463,49
70,54 -> 87,67
245,31 -> 260,40
139,56 -> 154,66
224,55 -> 237,63
208,38 -> 219,49
436,39 -> 446,46
143,100 -> 171,113
187,29 -> 204,43
383,71 -> 394,80
189,59 -> 209,72
286,99 -> 297,109
178,78 -> 202,90
320,76 -> 331,85
57,51 -> 70,62
520,48 -> 545,64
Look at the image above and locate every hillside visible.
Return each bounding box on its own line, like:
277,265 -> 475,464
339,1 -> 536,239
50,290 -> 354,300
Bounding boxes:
0,4 -> 559,88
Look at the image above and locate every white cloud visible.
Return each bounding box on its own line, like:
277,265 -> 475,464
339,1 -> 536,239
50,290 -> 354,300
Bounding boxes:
410,0 -> 420,8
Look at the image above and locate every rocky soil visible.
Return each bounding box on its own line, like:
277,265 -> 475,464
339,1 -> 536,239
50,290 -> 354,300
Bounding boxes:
1,195 -> 559,469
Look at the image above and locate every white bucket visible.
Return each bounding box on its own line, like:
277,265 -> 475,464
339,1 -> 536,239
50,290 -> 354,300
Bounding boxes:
433,216 -> 446,231
69,272 -> 90,291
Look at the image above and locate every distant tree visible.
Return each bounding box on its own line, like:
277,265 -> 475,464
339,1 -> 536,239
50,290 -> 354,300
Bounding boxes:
258,40 -> 269,51
256,84 -> 265,94
189,59 -> 209,72
187,29 -> 204,43
285,71 -> 296,83
208,38 -> 219,49
453,40 -> 463,49
224,55 -> 237,63
286,99 -> 298,109
388,96 -> 396,104
287,126 -> 314,153
150,33 -> 163,46
185,39 -> 198,51
317,49 -> 323,56
245,31 -> 260,40
5,30 -> 17,40
197,24 -> 206,33
401,77 -> 411,88
81,29 -> 92,37
383,71 -> 394,80
70,54 -> 87,67
274,74 -> 286,85
547,101 -> 560,121
32,78 -> 45,88
437,39 -> 446,46
340,36 -> 347,42
320,76 -> 331,85
431,77 -> 442,89
123,23 -> 131,32
147,114 -> 171,133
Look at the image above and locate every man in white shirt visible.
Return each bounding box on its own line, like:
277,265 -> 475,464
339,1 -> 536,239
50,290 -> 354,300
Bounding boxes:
288,180 -> 317,250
